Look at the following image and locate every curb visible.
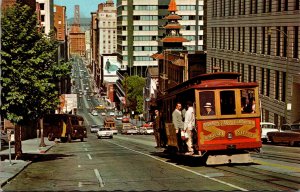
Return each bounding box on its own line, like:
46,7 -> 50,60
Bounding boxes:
0,142 -> 55,188
0,161 -> 32,188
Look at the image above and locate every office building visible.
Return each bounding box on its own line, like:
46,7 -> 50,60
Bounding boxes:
206,1 -> 300,125
116,0 -> 204,77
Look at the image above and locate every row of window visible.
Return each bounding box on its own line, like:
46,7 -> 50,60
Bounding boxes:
122,46 -> 158,51
121,15 -> 203,21
211,26 -> 299,59
119,56 -> 154,62
123,35 -> 203,41
212,0 -> 299,17
210,58 -> 286,102
122,5 -> 204,11
120,25 -> 204,32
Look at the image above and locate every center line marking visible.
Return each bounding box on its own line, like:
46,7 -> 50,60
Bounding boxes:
108,140 -> 248,191
87,154 -> 92,160
94,169 -> 105,187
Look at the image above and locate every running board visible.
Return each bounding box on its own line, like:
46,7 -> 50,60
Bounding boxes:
206,153 -> 253,165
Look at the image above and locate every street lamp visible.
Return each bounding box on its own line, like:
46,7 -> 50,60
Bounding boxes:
267,27 -> 289,123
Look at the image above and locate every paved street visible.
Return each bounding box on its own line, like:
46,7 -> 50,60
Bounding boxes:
1,132 -> 300,191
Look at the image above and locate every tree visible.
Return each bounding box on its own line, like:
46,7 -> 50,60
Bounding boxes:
0,4 -> 71,158
123,75 -> 145,114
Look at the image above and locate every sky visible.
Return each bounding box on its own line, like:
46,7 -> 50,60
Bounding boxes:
54,0 -> 116,19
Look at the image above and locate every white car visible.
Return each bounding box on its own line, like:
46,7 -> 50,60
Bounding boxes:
101,112 -> 106,116
91,110 -> 98,116
90,125 -> 99,133
260,122 -> 279,143
97,128 -> 113,139
141,127 -> 154,135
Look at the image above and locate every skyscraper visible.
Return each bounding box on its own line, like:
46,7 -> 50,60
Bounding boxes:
116,0 -> 204,77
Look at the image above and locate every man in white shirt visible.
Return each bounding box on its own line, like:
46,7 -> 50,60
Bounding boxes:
184,101 -> 195,154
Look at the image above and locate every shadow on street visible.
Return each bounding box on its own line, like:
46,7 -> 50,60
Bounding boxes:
1,153 -> 74,162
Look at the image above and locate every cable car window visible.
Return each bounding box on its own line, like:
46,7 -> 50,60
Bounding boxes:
220,91 -> 236,115
199,91 -> 215,116
240,89 -> 256,114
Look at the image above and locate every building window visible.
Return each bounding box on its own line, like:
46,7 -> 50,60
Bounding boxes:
277,0 -> 281,12
232,27 -> 235,50
263,0 -> 267,13
262,27 -> 266,54
275,70 -> 280,100
276,27 -> 281,56
40,3 -> 45,10
283,26 -> 288,57
284,0 -> 288,11
254,27 -> 257,53
223,27 -> 226,49
274,113 -> 278,127
267,32 -> 271,55
238,27 -> 241,51
268,0 -> 272,12
41,15 -> 45,22
261,68 -> 265,95
248,65 -> 252,82
232,0 -> 235,15
241,63 -> 245,82
294,26 -> 299,58
239,0 -> 242,15
228,27 -> 231,50
296,0 -> 300,10
253,66 -> 256,82
266,69 -> 270,96
242,27 -> 245,52
249,27 -> 252,52
282,72 -> 286,102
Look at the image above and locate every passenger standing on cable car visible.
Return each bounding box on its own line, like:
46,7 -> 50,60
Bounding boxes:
153,109 -> 161,148
184,101 -> 195,154
172,102 -> 184,152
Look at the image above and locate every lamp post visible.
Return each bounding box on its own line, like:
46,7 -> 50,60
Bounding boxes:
267,27 -> 289,123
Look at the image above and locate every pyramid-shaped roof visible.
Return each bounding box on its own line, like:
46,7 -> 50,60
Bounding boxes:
168,0 -> 177,12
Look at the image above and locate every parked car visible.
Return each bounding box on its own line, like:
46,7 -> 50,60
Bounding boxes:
267,124 -> 300,146
260,122 -> 279,143
97,127 -> 113,139
140,127 -> 154,135
126,127 -> 138,135
90,125 -> 99,133
95,105 -> 105,110
91,110 -> 98,116
109,112 -> 115,117
101,112 -> 106,116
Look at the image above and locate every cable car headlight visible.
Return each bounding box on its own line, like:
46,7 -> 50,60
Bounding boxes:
228,132 -> 233,139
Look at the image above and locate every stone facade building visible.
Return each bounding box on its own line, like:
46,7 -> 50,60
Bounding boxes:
206,1 -> 300,125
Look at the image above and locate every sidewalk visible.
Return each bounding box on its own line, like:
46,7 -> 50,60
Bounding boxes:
0,138 -> 55,188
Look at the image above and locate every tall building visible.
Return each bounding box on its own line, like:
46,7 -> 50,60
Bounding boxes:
98,0 -> 117,55
36,0 -> 54,34
116,0 -> 204,77
54,5 -> 66,41
207,1 -> 300,126
69,5 -> 86,57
